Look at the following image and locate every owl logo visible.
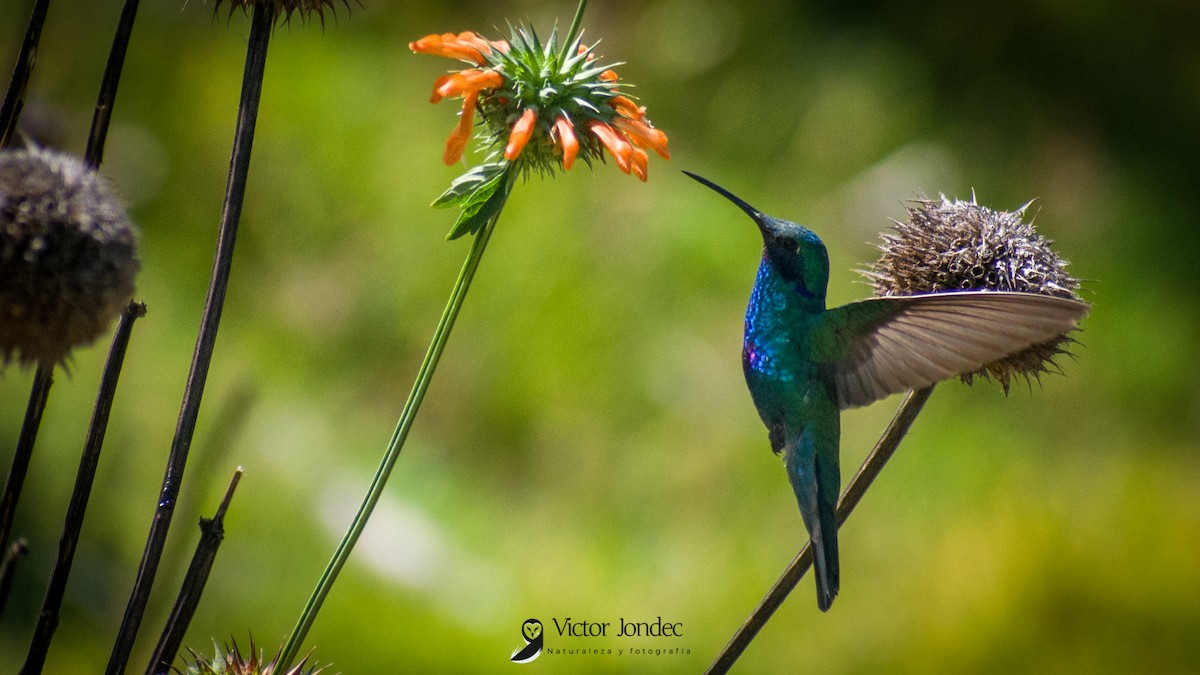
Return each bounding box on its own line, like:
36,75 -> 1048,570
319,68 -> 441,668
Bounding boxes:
510,618 -> 544,663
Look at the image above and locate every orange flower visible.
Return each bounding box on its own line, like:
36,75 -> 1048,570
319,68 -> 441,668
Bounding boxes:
504,108 -> 538,160
413,24 -> 667,179
553,116 -> 579,170
588,120 -> 633,174
629,146 -> 649,182
609,95 -> 646,121
444,90 -> 479,165
611,116 -> 670,160
430,69 -> 504,103
409,31 -> 504,66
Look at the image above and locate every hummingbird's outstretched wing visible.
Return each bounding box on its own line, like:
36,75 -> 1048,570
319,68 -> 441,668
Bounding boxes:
819,291 -> 1090,409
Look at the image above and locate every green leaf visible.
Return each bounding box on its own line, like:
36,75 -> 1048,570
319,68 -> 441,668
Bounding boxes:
446,166 -> 513,239
431,161 -> 508,209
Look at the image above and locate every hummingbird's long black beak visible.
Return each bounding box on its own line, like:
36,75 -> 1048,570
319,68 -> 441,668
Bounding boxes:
683,171 -> 767,226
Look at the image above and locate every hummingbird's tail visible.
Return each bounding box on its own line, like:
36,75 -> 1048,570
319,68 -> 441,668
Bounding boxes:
809,496 -> 840,612
786,429 -> 841,611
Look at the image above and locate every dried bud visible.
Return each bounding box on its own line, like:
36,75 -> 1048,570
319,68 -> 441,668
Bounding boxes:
178,639 -> 324,675
212,0 -> 351,24
0,147 -> 139,366
864,196 -> 1083,390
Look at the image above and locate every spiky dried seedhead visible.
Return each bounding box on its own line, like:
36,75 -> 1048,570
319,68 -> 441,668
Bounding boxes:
212,0 -> 353,25
176,638 -> 325,675
864,195 -> 1083,391
0,147 -> 139,367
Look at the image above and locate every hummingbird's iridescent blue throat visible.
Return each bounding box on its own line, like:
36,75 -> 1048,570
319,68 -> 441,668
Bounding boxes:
686,171 -> 1089,611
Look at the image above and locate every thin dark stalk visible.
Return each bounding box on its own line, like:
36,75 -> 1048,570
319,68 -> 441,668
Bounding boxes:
157,384 -> 254,586
0,365 -> 52,551
705,385 -> 936,674
22,302 -> 145,674
106,5 -> 272,672
146,468 -> 243,675
84,0 -> 140,169
0,0 -> 51,147
0,538 -> 29,618
0,0 -> 54,619
0,0 -> 138,560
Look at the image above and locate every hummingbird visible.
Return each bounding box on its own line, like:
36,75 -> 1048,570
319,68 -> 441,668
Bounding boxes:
686,172 -> 1089,611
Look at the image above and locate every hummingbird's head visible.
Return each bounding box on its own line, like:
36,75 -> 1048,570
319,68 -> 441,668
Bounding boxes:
685,171 -> 829,298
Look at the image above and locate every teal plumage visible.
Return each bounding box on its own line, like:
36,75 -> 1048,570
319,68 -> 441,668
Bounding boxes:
688,172 -> 1089,611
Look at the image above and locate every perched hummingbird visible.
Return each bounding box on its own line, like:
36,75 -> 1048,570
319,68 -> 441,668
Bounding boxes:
686,172 -> 1089,611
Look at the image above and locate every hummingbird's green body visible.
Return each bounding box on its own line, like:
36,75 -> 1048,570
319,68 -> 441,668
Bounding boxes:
742,230 -> 843,611
688,172 -> 1089,611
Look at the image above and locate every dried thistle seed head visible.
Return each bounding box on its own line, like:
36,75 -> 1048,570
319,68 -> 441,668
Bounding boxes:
211,0 -> 352,24
177,639 -> 324,675
0,147 -> 139,367
864,195 -> 1083,391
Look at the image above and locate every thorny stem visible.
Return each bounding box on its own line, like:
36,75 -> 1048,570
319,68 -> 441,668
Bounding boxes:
705,385 -> 937,674
23,302 -> 146,675
279,171 -> 516,670
0,0 -> 50,147
106,4 -> 271,672
147,468 -> 243,675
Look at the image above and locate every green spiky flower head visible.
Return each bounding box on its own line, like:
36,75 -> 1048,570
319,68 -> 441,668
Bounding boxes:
410,17 -> 668,238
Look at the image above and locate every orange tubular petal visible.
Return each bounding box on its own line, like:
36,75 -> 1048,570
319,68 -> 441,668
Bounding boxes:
600,69 -> 619,82
430,74 -> 457,103
435,69 -> 504,100
456,31 -> 501,60
456,31 -> 487,48
611,117 -> 670,160
609,95 -> 646,120
554,116 -> 579,170
443,90 -> 479,165
588,120 -> 633,173
504,108 -> 538,160
466,69 -> 505,91
630,146 -> 649,181
408,34 -> 445,53
409,34 -> 487,65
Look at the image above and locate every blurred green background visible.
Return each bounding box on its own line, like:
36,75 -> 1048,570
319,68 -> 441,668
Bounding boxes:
2,0 -> 1198,672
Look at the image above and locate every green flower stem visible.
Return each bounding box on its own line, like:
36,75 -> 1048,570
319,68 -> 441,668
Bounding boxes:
705,385 -> 936,674
560,0 -> 589,59
279,171 -> 515,670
